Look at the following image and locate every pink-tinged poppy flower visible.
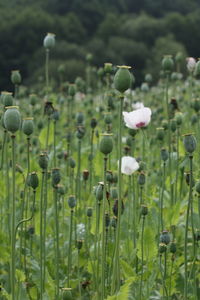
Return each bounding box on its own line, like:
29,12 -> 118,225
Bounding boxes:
186,57 -> 196,73
123,107 -> 151,130
120,156 -> 139,175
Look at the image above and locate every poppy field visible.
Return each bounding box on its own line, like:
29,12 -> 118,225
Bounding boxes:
0,34 -> 200,300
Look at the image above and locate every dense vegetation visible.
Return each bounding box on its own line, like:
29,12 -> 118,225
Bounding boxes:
1,0 -> 200,89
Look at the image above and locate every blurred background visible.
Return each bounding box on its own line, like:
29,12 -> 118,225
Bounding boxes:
0,0 -> 200,90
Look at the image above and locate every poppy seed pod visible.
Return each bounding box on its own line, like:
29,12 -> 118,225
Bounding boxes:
38,152 -> 48,169
29,172 -> 39,190
111,187 -> 118,199
156,127 -> 165,141
183,134 -> 197,153
29,94 -> 37,106
90,118 -> 97,129
11,70 -> 21,85
112,172 -> 118,183
162,55 -> 174,73
169,242 -> 177,254
76,126 -> 85,139
76,112 -> 84,125
106,171 -> 113,183
4,106 -> 21,133
43,33 -> 55,49
52,168 -> 61,186
69,157 -> 76,169
160,230 -> 170,245
141,205 -> 148,216
62,289 -> 73,300
104,113 -> 112,125
161,148 -> 169,162
113,199 -> 124,217
1,92 -> 13,107
44,101 -> 54,116
138,172 -> 146,185
68,195 -> 76,209
175,112 -> 183,126
95,183 -> 104,201
22,118 -> 34,136
114,66 -> 132,93
87,207 -> 93,217
104,63 -> 113,74
57,184 -> 65,195
76,240 -> 83,250
145,73 -> 152,83
100,134 -> 113,155
159,243 -> 167,254
170,119 -> 177,132
68,84 -> 76,97
83,169 -> 89,181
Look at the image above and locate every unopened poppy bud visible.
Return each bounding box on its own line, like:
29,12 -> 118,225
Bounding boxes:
114,66 -> 131,93
76,240 -> 83,250
90,118 -> 97,129
76,126 -> 85,139
22,118 -> 34,136
11,70 -> 21,85
68,195 -> 76,209
183,134 -> 197,153
156,127 -> 165,141
38,152 -> 48,169
195,181 -> 200,194
162,55 -> 174,73
170,119 -> 177,132
160,230 -> 170,245
138,172 -> 145,185
68,84 -> 76,97
69,157 -> 76,168
161,148 -> 169,162
100,134 -> 113,155
113,199 -> 124,217
141,205 -> 148,216
29,172 -> 39,190
52,168 -> 61,186
86,207 -> 93,217
104,113 -> 112,124
62,288 -> 73,300
29,94 -> 37,106
159,243 -> 167,254
1,92 -> 13,106
44,101 -> 54,116
4,106 -> 21,133
96,183 -> 104,201
104,63 -> 113,74
83,169 -> 89,181
111,187 -> 118,199
169,242 -> 177,254
105,213 -> 110,228
128,128 -> 137,137
43,33 -> 55,49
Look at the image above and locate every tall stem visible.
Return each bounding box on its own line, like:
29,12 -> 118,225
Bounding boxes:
54,187 -> 59,298
45,49 -> 49,93
160,163 -> 166,232
139,215 -> 145,300
40,171 -> 45,300
11,135 -> 16,300
68,209 -> 74,286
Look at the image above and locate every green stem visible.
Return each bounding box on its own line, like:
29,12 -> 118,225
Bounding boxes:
68,209 -> 74,286
139,216 -> 145,300
53,120 -> 56,167
160,163 -> 166,232
11,135 -> 16,300
0,130 -> 7,170
89,129 -> 94,192
40,171 -> 45,300
45,49 -> 49,93
54,187 -> 59,298
45,117 -> 51,151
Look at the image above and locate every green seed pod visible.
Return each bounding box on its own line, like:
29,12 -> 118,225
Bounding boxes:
1,92 -> 13,106
111,187 -> 118,199
11,70 -> 21,85
162,120 -> 168,130
29,172 -> 39,190
95,183 -> 104,201
195,181 -> 200,194
145,73 -> 152,83
100,134 -> 113,155
29,94 -> 37,106
141,205 -> 148,216
106,170 -> 113,183
161,148 -> 169,162
76,126 -> 85,139
162,55 -> 174,73
52,168 -> 61,186
22,118 -> 34,136
128,128 -> 137,137
183,134 -> 197,153
69,157 -> 76,169
87,207 -> 93,217
76,112 -> 84,125
170,119 -> 177,132
104,63 -> 113,74
159,243 -> 167,254
57,184 -> 65,195
90,118 -> 97,129
169,242 -> 177,254
175,52 -> 183,63
37,120 -> 44,130
141,82 -> 149,92
160,230 -> 170,245
38,152 -> 48,169
4,106 -> 21,133
114,66 -> 131,93
68,84 -> 76,97
76,240 -> 83,250
97,67 -> 104,78
171,72 -> 179,81
62,289 -> 73,300
138,172 -> 145,186
156,127 -> 165,141
175,112 -> 183,126
113,172 -> 118,183
104,113 -> 112,125
86,53 -> 93,63
43,33 -> 55,49
68,195 -> 76,209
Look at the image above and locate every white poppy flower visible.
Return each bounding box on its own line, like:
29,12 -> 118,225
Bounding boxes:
187,57 -> 196,73
120,156 -> 139,175
123,107 -> 152,130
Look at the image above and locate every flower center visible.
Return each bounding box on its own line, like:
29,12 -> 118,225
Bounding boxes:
136,122 -> 145,128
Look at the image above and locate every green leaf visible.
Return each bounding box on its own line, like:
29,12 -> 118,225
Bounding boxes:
137,226 -> 157,261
